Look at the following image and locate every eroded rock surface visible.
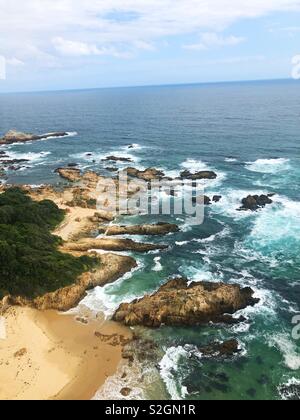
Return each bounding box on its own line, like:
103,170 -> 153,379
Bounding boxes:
239,194 -> 274,211
64,238 -> 168,253
0,130 -> 69,145
113,278 -> 259,327
98,223 -> 179,236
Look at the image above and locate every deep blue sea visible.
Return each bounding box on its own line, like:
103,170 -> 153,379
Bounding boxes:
0,80 -> 300,400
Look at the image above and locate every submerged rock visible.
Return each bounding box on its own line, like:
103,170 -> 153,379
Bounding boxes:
238,194 -> 274,211
199,339 -> 241,358
113,277 -> 259,328
0,130 -> 69,145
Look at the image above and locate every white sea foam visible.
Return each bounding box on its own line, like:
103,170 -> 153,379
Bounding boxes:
79,261 -> 144,317
268,334 -> 300,371
246,196 -> 300,254
246,158 -> 291,174
278,378 -> 300,400
152,256 -> 163,272
159,346 -> 189,400
225,158 -> 238,163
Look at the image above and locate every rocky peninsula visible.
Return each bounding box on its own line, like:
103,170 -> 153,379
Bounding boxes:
0,130 -> 70,145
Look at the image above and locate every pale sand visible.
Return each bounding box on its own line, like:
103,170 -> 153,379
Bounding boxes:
0,307 -> 131,400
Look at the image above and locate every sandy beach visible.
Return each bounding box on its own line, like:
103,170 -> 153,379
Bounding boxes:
0,307 -> 131,400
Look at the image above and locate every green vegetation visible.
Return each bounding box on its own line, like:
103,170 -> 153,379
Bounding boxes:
0,188 -> 98,299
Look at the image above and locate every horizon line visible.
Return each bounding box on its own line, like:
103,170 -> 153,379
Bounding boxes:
0,77 -> 297,95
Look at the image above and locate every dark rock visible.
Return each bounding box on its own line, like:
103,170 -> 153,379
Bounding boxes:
246,388 -> 257,398
120,387 -> 132,397
213,195 -> 222,203
239,194 -> 273,211
199,339 -> 241,358
180,170 -> 217,180
102,156 -> 133,163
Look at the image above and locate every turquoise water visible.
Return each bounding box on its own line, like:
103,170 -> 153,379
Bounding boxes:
0,80 -> 300,400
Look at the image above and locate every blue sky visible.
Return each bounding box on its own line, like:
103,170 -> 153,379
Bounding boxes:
1,0 -> 300,92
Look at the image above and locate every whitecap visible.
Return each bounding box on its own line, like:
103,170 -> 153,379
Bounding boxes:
278,378 -> 300,400
78,261 -> 144,318
152,257 -> 163,272
268,334 -> 300,371
246,158 -> 290,174
159,346 -> 189,400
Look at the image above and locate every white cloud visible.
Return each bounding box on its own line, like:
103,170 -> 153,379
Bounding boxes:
0,0 -> 299,67
52,37 -> 128,58
184,33 -> 245,50
6,57 -> 25,67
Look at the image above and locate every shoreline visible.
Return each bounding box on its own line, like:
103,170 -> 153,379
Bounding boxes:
0,307 -> 132,400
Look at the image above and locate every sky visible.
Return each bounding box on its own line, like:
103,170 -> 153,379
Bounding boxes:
1,0 -> 300,92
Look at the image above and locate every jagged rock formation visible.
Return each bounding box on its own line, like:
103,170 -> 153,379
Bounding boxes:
64,238 -> 168,253
102,156 -> 133,163
113,278 -> 259,327
0,130 -> 69,145
126,167 -> 166,182
55,167 -> 82,182
238,194 -> 274,211
3,254 -> 137,311
98,223 -> 179,236
180,170 -> 217,180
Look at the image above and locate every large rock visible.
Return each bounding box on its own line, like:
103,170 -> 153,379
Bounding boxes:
102,156 -> 133,163
98,223 -> 179,236
126,167 -> 166,182
113,278 -> 259,327
239,194 -> 274,211
55,167 -> 82,182
64,238 -> 168,253
180,170 -> 217,180
0,130 -> 69,145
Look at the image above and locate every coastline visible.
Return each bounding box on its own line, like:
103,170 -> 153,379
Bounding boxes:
0,307 -> 131,400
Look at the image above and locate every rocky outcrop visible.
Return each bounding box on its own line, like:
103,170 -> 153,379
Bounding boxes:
113,277 -> 259,327
3,254 -> 137,311
55,167 -> 82,182
126,167 -> 166,182
180,170 -> 217,180
64,238 -> 168,253
98,223 -> 179,236
102,156 -> 133,163
0,130 -> 69,145
199,339 -> 241,358
238,194 -> 274,211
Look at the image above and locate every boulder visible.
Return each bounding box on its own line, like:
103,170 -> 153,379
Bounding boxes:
239,194 -> 274,211
180,170 -> 217,180
126,167 -> 165,182
102,156 -> 133,163
113,277 -> 259,327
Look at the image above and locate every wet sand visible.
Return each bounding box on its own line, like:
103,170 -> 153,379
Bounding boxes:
0,307 -> 131,400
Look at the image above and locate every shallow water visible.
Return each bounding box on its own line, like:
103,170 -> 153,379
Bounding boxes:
1,80 -> 300,400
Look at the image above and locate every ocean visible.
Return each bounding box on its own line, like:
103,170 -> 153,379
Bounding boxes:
1,79 -> 300,400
